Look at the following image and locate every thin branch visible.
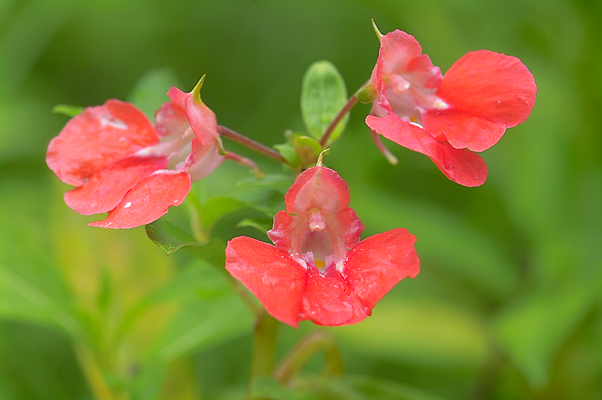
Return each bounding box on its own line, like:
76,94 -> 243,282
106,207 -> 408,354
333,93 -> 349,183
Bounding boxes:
218,125 -> 289,165
273,330 -> 343,385
318,95 -> 358,147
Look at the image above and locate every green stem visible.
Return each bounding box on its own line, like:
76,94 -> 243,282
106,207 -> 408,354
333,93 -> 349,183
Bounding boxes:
319,94 -> 359,147
273,330 -> 344,385
218,125 -> 290,165
74,343 -> 129,400
227,275 -> 263,317
249,311 -> 280,398
250,311 -> 280,378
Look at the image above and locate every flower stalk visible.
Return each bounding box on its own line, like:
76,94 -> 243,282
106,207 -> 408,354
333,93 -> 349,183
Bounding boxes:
273,330 -> 343,385
249,311 -> 280,388
318,94 -> 359,147
218,125 -> 290,166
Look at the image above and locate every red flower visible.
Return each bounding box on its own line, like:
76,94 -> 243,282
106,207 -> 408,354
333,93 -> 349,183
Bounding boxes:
46,77 -> 225,229
365,29 -> 537,187
225,166 -> 420,327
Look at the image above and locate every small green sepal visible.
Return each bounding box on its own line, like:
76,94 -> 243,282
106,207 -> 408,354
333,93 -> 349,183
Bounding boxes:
316,148 -> 330,167
274,131 -> 325,171
191,74 -> 207,104
355,83 -> 377,104
372,19 -> 383,42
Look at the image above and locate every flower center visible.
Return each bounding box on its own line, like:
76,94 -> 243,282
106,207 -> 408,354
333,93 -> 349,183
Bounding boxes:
386,74 -> 411,95
308,209 -> 326,232
300,210 -> 333,272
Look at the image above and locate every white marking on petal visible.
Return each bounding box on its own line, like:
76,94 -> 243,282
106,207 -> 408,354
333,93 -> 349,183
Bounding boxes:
99,116 -> 128,129
124,202 -> 132,208
335,260 -> 345,274
433,98 -> 450,110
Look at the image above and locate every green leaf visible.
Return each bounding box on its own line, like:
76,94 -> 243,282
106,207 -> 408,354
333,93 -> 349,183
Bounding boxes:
301,60 -> 348,144
128,262 -> 253,399
236,174 -> 294,192
200,196 -> 256,234
0,263 -> 84,339
145,219 -> 227,268
492,270 -> 602,388
292,134 -> 323,168
0,181 -> 84,339
351,187 -> 518,300
275,132 -> 324,170
306,375 -> 452,400
293,135 -> 323,155
127,68 -> 181,121
150,279 -> 253,362
237,218 -> 273,234
52,104 -> 84,117
232,176 -> 292,216
274,142 -> 301,168
252,376 -> 316,400
255,375 -> 453,400
330,296 -> 488,368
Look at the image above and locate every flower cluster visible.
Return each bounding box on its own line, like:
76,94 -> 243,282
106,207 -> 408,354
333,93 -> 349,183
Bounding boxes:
365,28 -> 537,186
45,23 -> 536,328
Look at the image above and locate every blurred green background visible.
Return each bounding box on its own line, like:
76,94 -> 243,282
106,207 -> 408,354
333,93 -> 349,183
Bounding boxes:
1,0 -> 601,399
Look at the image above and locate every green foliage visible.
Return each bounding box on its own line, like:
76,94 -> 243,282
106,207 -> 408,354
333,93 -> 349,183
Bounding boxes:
127,68 -> 181,121
146,219 -> 228,267
275,131 -> 323,170
52,104 -> 84,117
301,60 -> 349,145
252,375 -> 452,400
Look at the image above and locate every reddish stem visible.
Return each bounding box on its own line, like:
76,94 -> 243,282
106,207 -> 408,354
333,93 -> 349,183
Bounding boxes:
319,95 -> 359,147
217,125 -> 290,165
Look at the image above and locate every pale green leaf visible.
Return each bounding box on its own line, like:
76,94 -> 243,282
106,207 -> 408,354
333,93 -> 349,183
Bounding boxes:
301,60 -> 348,143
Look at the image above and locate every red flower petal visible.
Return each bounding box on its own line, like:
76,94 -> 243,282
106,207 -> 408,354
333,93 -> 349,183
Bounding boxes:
167,85 -> 220,146
225,237 -> 306,327
345,228 -> 420,310
379,30 -> 424,77
404,54 -> 442,91
90,170 -> 191,229
300,266 -> 368,326
184,95 -> 220,146
154,102 -> 190,137
267,210 -> 295,252
366,113 -> 488,187
64,156 -> 168,215
166,87 -> 188,109
185,139 -> 225,182
423,108 -> 506,152
47,100 -> 159,186
435,50 -> 536,150
284,167 -> 350,215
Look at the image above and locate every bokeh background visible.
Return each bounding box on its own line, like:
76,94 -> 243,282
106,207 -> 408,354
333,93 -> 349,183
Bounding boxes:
1,0 -> 601,399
